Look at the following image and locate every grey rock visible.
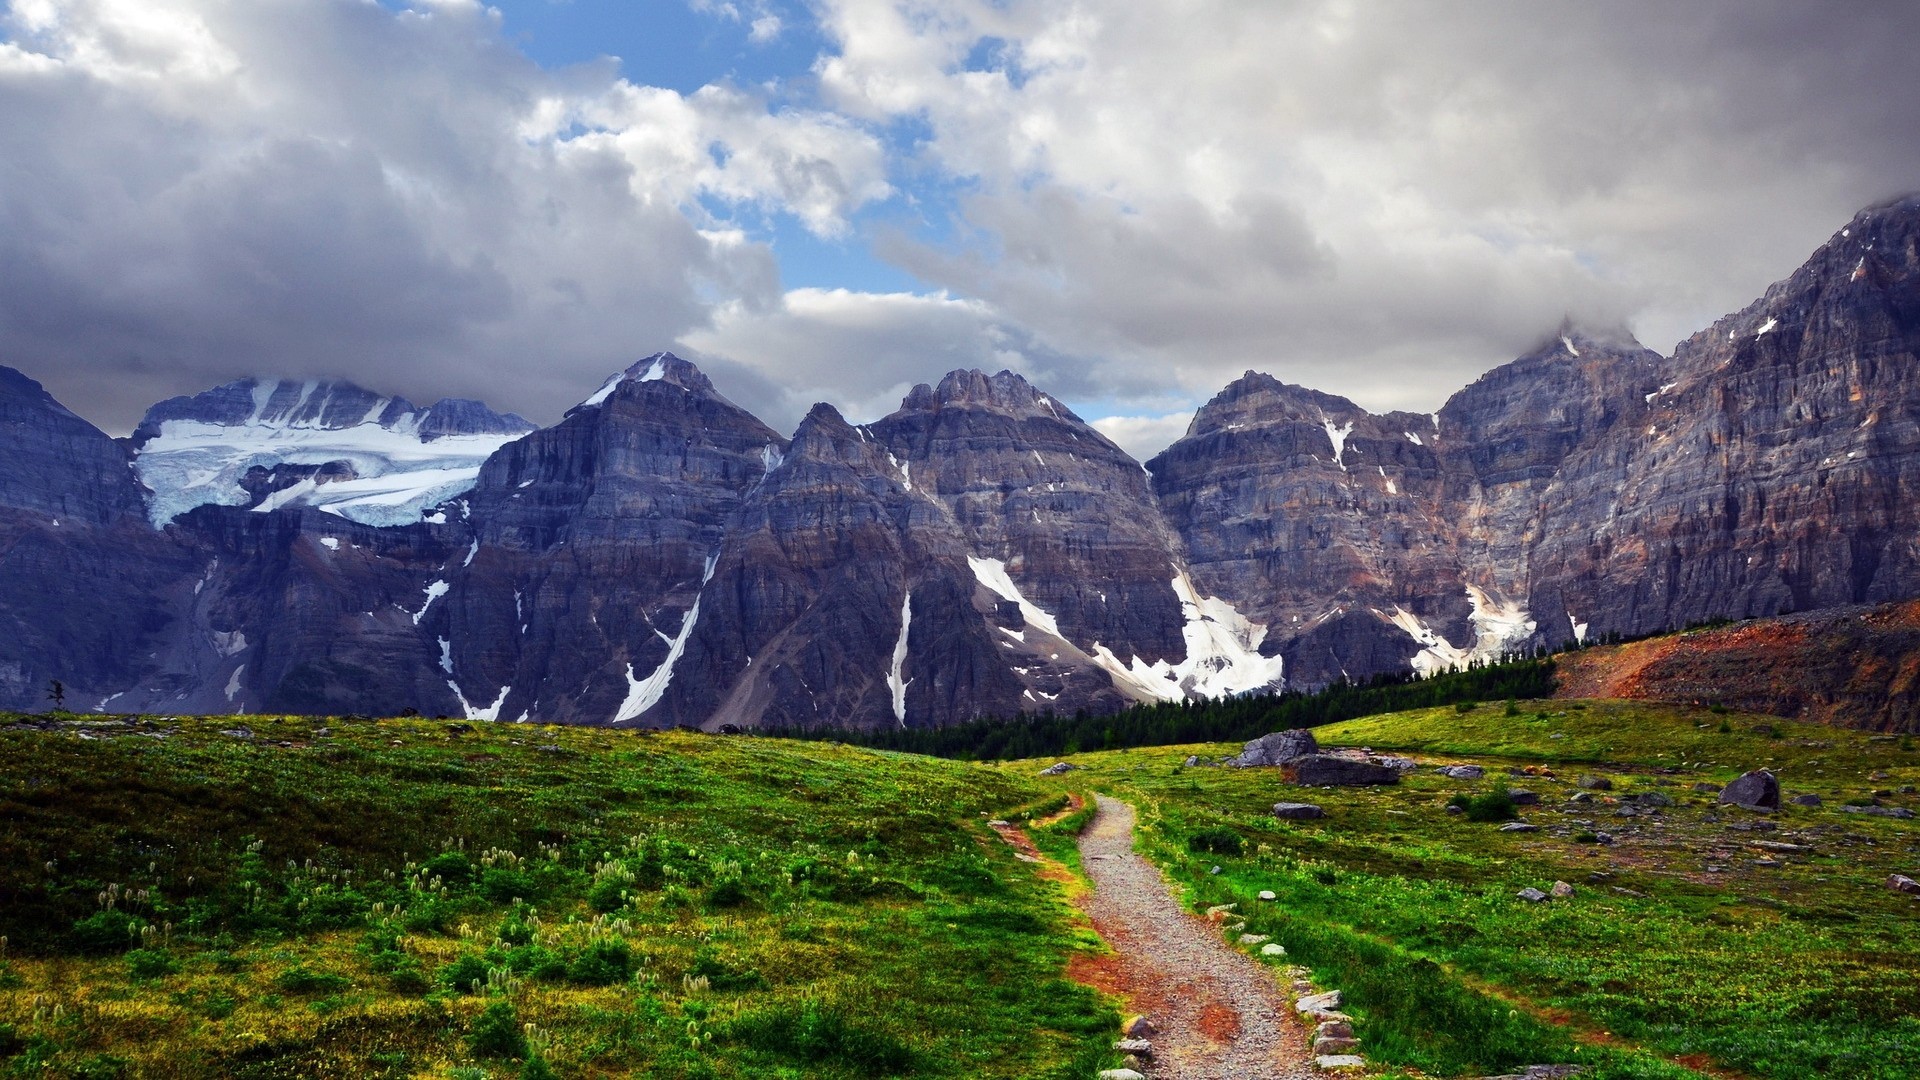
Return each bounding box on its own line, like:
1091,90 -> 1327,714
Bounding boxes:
1888,874 -> 1920,895
1507,789 -> 1541,806
1038,762 -> 1077,776
1719,770 -> 1781,810
1550,880 -> 1575,898
1287,755 -> 1399,786
1295,990 -> 1343,1013
1576,775 -> 1613,791
1231,728 -> 1319,767
1438,765 -> 1486,780
1272,802 -> 1326,819
1517,887 -> 1548,902
1314,1036 -> 1361,1055
1499,822 -> 1540,833
1843,805 -> 1916,819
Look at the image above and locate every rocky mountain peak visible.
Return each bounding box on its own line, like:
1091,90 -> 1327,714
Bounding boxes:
1185,371 -> 1367,439
900,369 -> 1079,421
0,365 -> 147,524
570,352 -> 718,416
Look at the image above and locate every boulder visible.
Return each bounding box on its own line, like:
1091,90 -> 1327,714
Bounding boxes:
1499,822 -> 1540,833
1122,1015 -> 1156,1038
1314,1036 -> 1361,1055
1887,874 -> 1920,895
1316,1020 -> 1354,1039
1239,933 -> 1271,946
1316,1054 -> 1366,1072
1517,887 -> 1548,902
1718,769 -> 1780,810
1038,762 -> 1077,776
1373,755 -> 1418,771
1576,775 -> 1613,791
1231,728 -> 1319,767
1272,802 -> 1327,819
1113,1038 -> 1152,1055
1258,890 -> 1277,901
1507,789 -> 1541,806
1626,791 -> 1675,808
1260,943 -> 1287,956
1550,880 -> 1575,898
1437,764 -> 1485,780
1097,1071 -> 1146,1080
1287,755 -> 1400,787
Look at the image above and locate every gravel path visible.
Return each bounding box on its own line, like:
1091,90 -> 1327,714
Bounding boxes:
1078,794 -> 1316,1080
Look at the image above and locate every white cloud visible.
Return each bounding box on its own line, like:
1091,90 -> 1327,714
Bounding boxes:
809,0 -> 1920,416
0,0 -> 887,430
1088,412 -> 1195,464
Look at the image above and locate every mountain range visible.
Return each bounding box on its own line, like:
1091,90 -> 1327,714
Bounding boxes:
4,195 -> 1919,729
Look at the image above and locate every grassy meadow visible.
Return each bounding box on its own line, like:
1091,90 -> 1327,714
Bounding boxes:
0,714 -> 1120,1079
1017,700 -> 1920,1080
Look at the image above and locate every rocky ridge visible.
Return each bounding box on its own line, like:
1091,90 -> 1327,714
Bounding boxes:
3,197 -> 1920,727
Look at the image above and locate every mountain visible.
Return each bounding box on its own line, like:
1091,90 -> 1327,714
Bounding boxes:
131,377 -> 535,527
4,196 -> 1920,726
0,367 -> 195,709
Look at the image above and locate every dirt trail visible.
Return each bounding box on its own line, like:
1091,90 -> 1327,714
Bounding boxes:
1074,794 -> 1316,1080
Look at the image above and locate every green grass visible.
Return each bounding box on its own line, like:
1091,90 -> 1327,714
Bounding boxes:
0,713 -> 1120,1079
1010,699 -> 1920,1079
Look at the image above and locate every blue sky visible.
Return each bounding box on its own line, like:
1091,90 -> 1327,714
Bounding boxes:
4,1 -> 1916,454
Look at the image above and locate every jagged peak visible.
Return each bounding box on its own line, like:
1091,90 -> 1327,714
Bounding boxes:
1517,320 -> 1655,364
899,368 -> 1082,422
1199,370 -> 1363,421
570,352 -> 719,415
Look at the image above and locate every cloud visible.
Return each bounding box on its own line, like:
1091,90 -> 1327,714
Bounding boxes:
0,0 -> 886,431
809,0 -> 1920,416
679,286 -> 1037,431
1089,411 -> 1195,464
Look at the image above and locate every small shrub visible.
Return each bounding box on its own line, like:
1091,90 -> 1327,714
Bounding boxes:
1186,827 -> 1244,857
208,950 -> 248,973
72,1054 -> 130,1080
1312,868 -> 1338,886
442,953 -> 491,993
422,851 -> 475,886
202,994 -> 237,1020
1573,831 -> 1599,844
1448,791 -> 1518,823
586,877 -> 628,914
69,910 -> 141,955
1709,703 -> 1729,714
705,877 -> 751,910
387,960 -> 430,995
481,867 -> 538,904
126,948 -> 180,980
1718,719 -> 1733,733
1454,701 -> 1477,714
687,949 -> 767,992
518,1053 -> 557,1080
496,916 -> 535,947
730,1000 -> 916,1076
275,964 -> 351,995
468,1000 -> 526,1059
566,939 -> 632,986
1503,699 -> 1519,716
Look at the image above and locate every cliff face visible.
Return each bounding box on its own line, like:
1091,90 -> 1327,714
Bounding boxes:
432,354 -> 790,723
7,197 -> 1920,725
1529,196 -> 1920,638
0,367 -> 191,710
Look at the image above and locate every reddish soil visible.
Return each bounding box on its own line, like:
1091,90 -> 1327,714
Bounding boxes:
1553,600 -> 1920,731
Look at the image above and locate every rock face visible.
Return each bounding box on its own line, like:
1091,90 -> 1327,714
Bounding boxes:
7,196 -> 1920,725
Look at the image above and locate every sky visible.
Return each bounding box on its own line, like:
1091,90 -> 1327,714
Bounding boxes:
2,1 -> 1918,459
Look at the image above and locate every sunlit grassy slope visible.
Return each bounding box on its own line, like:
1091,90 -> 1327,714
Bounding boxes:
1015,699 -> 1920,1080
0,714 -> 1117,1079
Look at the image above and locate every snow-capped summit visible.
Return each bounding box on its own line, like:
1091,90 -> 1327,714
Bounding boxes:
568,352 -> 718,415
132,377 -> 535,527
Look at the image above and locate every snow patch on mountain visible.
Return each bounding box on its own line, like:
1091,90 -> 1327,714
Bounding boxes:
1089,569 -> 1285,701
886,591 -> 912,726
1379,585 -> 1538,676
613,555 -> 717,724
969,556 -> 1062,637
